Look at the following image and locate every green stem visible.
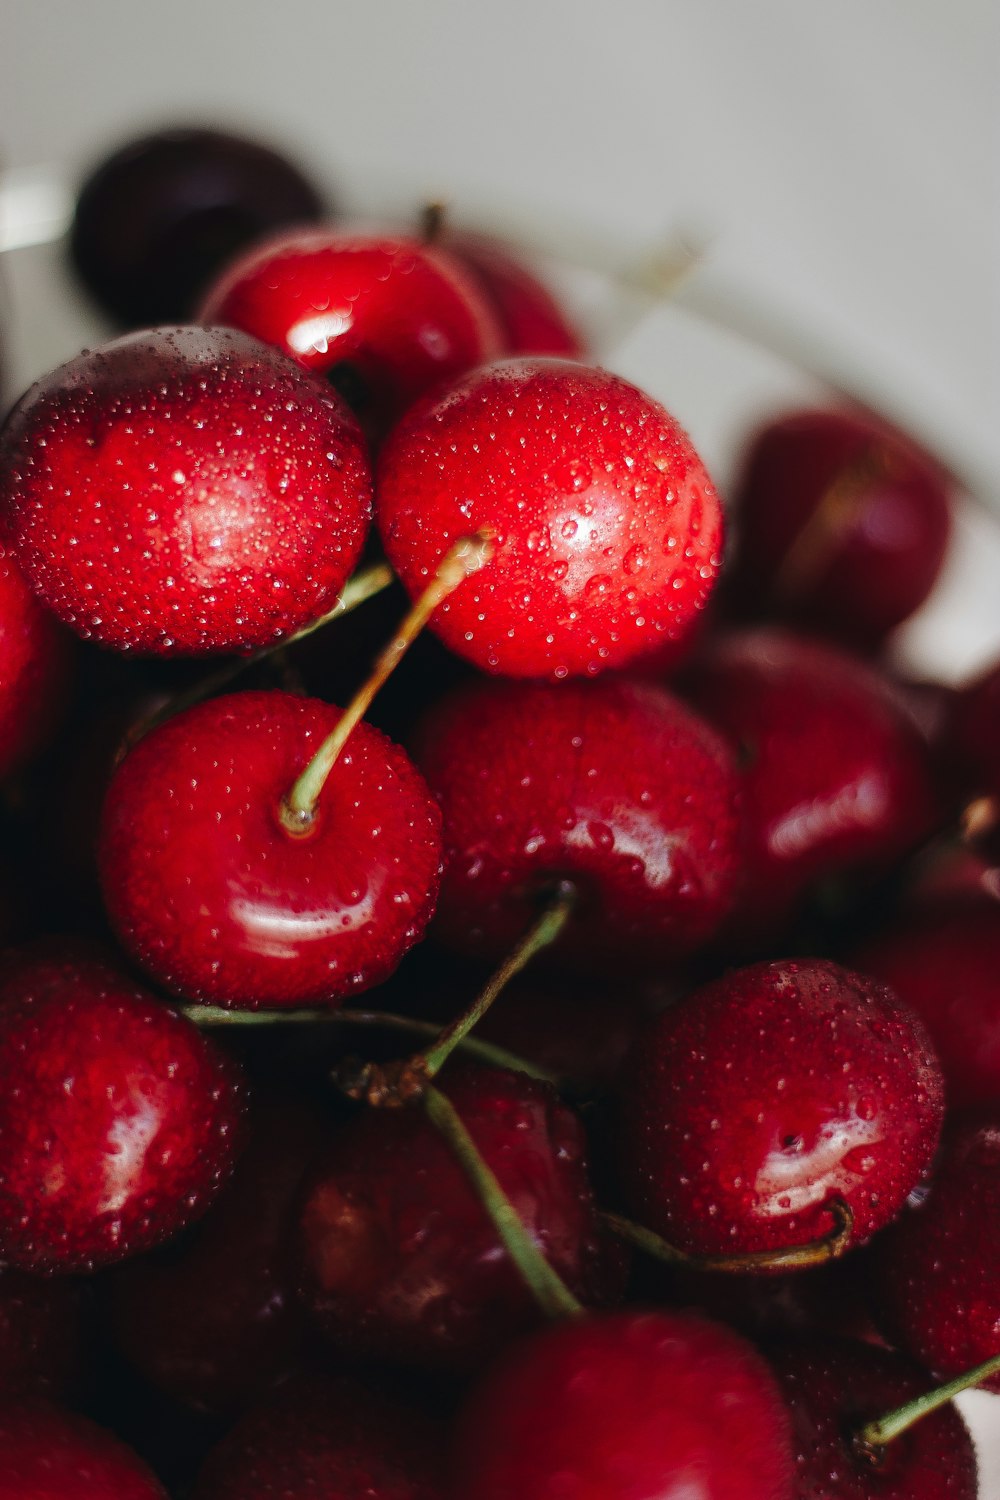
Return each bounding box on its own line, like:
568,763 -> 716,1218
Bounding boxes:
423,1081 -> 583,1321
600,1199 -> 854,1274
855,1352 -> 1000,1453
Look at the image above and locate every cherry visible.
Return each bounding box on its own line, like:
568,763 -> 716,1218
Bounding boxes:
447,231 -> 585,356
413,676 -> 741,971
0,1270 -> 85,1399
0,1400 -> 166,1498
619,958 -> 944,1259
0,952 -> 247,1272
727,408 -> 952,651
376,358 -> 724,678
0,327 -> 371,655
192,1375 -> 444,1499
450,1307 -> 795,1499
855,895 -> 1000,1110
770,1336 -> 977,1498
99,689 -> 443,1008
70,126 -> 325,328
948,658 -> 1000,859
0,544 -> 72,780
687,629 -> 940,940
198,229 -> 502,437
875,1115 -> 1000,1393
297,1064 -> 617,1369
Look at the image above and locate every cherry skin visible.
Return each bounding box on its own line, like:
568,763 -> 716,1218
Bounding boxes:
948,657 -> 1000,860
875,1115 -> 1000,1393
0,544 -> 72,780
297,1064 -> 617,1370
447,231 -> 585,356
192,1375 -> 444,1499
198,229 -> 502,438
727,408 -> 952,651
688,629 -> 940,940
450,1307 -> 795,1500
99,689 -> 443,1009
0,952 -> 247,1272
619,958 -> 944,1258
376,358 -> 724,678
70,126 -> 325,327
0,327 -> 371,655
770,1336 -> 977,1499
0,1400 -> 167,1499
413,676 -> 741,971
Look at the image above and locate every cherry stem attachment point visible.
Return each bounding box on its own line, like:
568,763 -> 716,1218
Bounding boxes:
600,1198 -> 854,1274
280,531 -> 493,834
854,1351 -> 1000,1457
420,200 -> 448,243
423,1080 -> 583,1322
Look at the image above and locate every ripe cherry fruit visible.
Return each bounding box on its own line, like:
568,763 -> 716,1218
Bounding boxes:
0,1400 -> 167,1500
0,544 -> 72,781
446,231 -> 584,356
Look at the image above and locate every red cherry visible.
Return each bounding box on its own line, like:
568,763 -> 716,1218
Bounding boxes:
450,1308 -> 795,1500
0,1270 -> 85,1399
0,327 -> 371,655
298,1064 -> 617,1370
0,953 -> 247,1272
198,229 -> 502,437
0,545 -> 72,780
875,1115 -> 1000,1393
376,358 -> 724,679
619,959 -> 944,1258
728,409 -> 952,651
447,232 -> 584,356
948,658 -> 1000,858
414,676 -> 741,971
192,1375 -> 444,1499
770,1336 -> 977,1499
688,629 -> 940,939
99,690 -> 443,1008
0,1400 -> 166,1499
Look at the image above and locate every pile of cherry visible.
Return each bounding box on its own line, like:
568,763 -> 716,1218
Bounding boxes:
0,124 -> 998,1499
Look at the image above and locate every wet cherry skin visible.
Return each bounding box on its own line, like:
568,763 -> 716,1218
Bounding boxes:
0,544 -> 72,780
297,1064 -> 617,1370
70,126 -> 325,327
376,358 -> 724,678
619,959 -> 944,1258
0,1400 -> 167,1499
449,1308 -> 795,1500
198,229 -> 502,437
770,1336 -> 977,1499
447,232 -> 584,356
99,690 -> 443,1009
0,327 -> 371,655
0,953 -> 247,1273
414,676 -> 742,971
728,408 -> 952,651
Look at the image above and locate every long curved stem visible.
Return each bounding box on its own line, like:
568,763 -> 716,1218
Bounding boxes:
600,1199 -> 853,1274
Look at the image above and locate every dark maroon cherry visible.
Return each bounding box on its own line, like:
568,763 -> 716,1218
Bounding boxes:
0,952 -> 247,1272
192,1375 -> 444,1499
70,126 -> 325,326
450,1308 -> 795,1500
298,1064 -> 616,1370
377,359 -> 724,678
0,327 -> 371,655
0,1270 -> 85,1399
728,408 -> 952,650
99,690 -> 443,1008
447,231 -> 584,356
0,1400 -> 166,1498
770,1336 -> 977,1498
414,676 -> 741,972
619,959 -> 944,1258
0,544 -> 72,780
948,658 -> 1000,860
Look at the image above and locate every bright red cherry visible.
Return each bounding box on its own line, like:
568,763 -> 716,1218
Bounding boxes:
192,1376 -> 444,1499
377,358 -> 724,678
99,690 -> 443,1008
414,676 -> 741,971
0,545 -> 72,780
688,629 -> 940,940
447,231 -> 584,356
0,327 -> 371,655
298,1064 -> 618,1370
450,1308 -> 795,1500
0,953 -> 247,1272
727,409 -> 952,651
198,229 -> 502,437
619,959 -> 944,1258
770,1336 -> 977,1499
0,1400 -> 166,1499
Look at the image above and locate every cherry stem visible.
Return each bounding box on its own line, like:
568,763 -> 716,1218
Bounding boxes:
420,200 -> 447,243
773,442 -> 889,600
280,531 -> 493,834
855,1351 -> 1000,1455
423,1080 -> 584,1321
599,1199 -> 854,1274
